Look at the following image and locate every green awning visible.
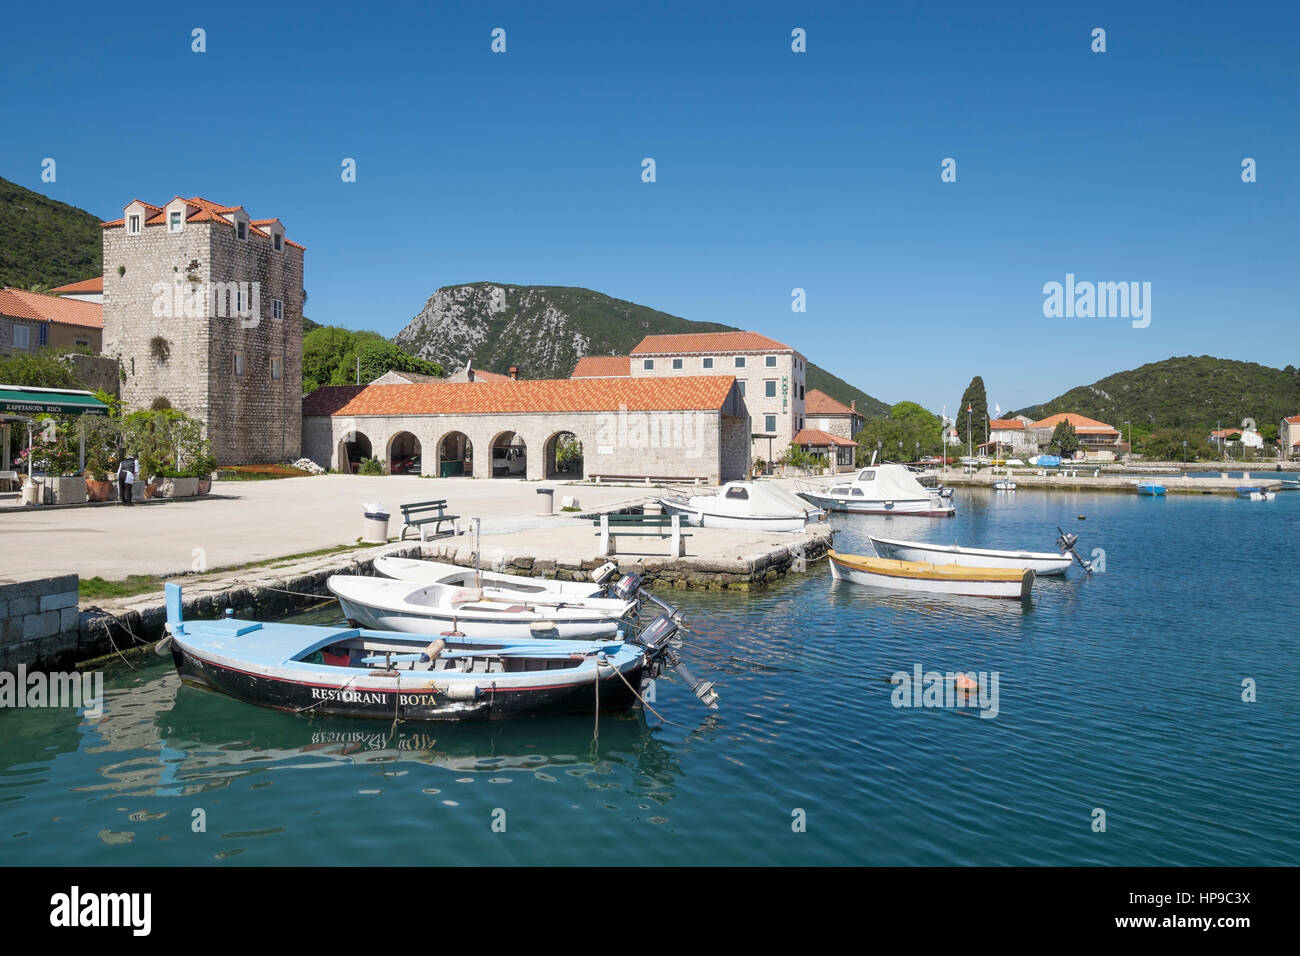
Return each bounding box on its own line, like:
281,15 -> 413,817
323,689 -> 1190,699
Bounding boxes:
0,388 -> 109,417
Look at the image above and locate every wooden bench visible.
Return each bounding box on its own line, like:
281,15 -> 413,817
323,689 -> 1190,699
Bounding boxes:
399,499 -> 461,541
592,513 -> 690,557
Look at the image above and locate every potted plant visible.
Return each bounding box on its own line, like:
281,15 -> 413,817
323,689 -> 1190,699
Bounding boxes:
80,415 -> 120,502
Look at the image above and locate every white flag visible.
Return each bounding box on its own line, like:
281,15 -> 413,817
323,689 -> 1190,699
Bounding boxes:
994,403 -> 1002,417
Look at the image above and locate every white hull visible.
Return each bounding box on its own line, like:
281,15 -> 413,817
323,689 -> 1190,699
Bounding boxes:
329,576 -> 631,640
375,556 -> 605,598
658,498 -> 808,532
868,536 -> 1072,576
829,553 -> 1033,599
799,491 -> 954,516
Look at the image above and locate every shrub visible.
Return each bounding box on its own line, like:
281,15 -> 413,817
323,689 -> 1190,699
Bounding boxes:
358,457 -> 384,476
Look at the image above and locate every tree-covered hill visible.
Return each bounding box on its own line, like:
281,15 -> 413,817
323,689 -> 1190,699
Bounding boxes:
0,177 -> 102,289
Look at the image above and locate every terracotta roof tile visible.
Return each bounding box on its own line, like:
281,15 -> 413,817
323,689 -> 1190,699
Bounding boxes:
571,355 -> 632,377
1029,412 -> 1119,434
101,196 -> 304,248
303,375 -> 737,418
988,418 -> 1025,430
0,288 -> 103,329
792,427 -> 857,447
630,331 -> 793,355
804,389 -> 856,416
50,277 -> 103,294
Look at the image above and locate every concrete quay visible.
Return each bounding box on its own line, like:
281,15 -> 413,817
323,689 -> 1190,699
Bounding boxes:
935,470 -> 1283,495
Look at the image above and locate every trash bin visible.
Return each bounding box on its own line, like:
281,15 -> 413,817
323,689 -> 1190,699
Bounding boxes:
361,502 -> 390,543
536,487 -> 554,516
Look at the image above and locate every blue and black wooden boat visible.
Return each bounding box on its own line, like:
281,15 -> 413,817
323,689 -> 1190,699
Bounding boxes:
1136,482 -> 1166,496
161,583 -> 713,720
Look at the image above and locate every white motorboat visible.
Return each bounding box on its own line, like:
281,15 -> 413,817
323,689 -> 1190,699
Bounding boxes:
327,575 -> 637,640
828,550 -> 1034,599
993,479 -> 1016,491
374,555 -> 611,599
797,463 -> 955,516
658,481 -> 821,532
868,535 -> 1073,576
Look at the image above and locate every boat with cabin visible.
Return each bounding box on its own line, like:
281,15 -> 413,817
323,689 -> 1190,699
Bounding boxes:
657,481 -> 822,532
796,462 -> 955,516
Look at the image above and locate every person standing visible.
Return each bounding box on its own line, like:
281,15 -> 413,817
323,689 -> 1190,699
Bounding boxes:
117,454 -> 138,506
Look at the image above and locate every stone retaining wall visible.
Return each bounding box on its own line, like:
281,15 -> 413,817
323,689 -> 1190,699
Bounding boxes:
0,575 -> 80,672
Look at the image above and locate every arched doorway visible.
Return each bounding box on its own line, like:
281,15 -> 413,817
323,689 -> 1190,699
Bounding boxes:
437,431 -> 472,478
490,431 -> 527,478
545,431 -> 583,479
339,431 -> 372,474
387,432 -> 422,475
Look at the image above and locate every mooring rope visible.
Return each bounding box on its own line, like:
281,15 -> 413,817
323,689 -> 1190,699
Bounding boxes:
226,581 -> 337,601
606,658 -> 687,729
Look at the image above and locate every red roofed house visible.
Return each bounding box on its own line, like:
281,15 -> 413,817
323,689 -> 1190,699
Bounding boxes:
627,331 -> 807,463
101,196 -> 304,463
571,355 -> 632,378
803,389 -> 864,441
790,428 -> 858,472
0,287 -> 103,355
1279,416 -> 1300,460
301,375 -> 751,482
1026,413 -> 1122,460
981,415 -> 1035,456
50,276 -> 104,304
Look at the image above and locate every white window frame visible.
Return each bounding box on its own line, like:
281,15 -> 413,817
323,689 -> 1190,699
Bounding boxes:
272,298 -> 284,320
671,358 -> 683,370
702,357 -> 713,369
765,415 -> 777,433
643,359 -> 654,370
12,324 -> 31,350
271,357 -> 282,380
735,356 -> 746,368
168,211 -> 183,233
765,380 -> 777,398
765,355 -> 777,367
128,214 -> 141,235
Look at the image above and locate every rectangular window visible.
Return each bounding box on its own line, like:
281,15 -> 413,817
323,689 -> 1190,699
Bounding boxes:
799,384 -> 805,399
765,415 -> 777,432
234,353 -> 245,377
765,380 -> 777,398
75,338 -> 89,347
236,220 -> 247,240
168,211 -> 183,232
643,359 -> 654,370
271,357 -> 282,380
765,355 -> 776,367
272,298 -> 284,320
273,233 -> 283,251
128,214 -> 141,235
702,357 -> 713,369
737,381 -> 746,396
39,324 -> 48,347
236,288 -> 245,313
671,358 -> 682,370
13,325 -> 31,349
735,356 -> 746,368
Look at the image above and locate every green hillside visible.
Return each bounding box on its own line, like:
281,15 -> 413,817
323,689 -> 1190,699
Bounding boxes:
1015,356 -> 1300,429
0,177 -> 102,289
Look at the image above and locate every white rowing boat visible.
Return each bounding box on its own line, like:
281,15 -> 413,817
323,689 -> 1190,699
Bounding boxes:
374,555 -> 611,598
327,575 -> 636,640
828,550 -> 1034,599
867,535 -> 1073,576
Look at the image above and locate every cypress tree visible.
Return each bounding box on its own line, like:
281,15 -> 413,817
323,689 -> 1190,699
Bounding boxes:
958,376 -> 989,449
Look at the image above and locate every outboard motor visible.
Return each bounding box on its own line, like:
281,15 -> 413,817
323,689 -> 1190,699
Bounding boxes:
1056,527 -> 1093,572
672,659 -> 719,709
614,572 -> 643,601
635,614 -> 678,653
591,562 -> 620,588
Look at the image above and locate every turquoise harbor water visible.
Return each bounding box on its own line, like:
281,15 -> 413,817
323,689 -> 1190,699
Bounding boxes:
2,488 -> 1298,866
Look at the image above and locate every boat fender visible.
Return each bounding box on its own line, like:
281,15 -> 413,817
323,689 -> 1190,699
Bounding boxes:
530,619 -> 559,635
154,634 -> 173,655
439,683 -> 480,700
420,638 -> 446,663
450,587 -> 484,606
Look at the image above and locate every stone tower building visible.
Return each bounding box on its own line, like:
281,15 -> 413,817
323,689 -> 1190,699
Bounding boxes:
101,196 -> 304,464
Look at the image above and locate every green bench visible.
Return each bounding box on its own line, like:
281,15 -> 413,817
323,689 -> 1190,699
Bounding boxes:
399,499 -> 461,541
592,513 -> 690,556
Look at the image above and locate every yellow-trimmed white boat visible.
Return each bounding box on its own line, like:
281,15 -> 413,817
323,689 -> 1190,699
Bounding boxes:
828,550 -> 1034,600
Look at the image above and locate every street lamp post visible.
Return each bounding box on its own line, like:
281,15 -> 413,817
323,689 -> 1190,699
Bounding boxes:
1123,420 -> 1130,460
1182,439 -> 1188,466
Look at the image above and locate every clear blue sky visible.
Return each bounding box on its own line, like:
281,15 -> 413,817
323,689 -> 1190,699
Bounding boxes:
2,1 -> 1296,414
